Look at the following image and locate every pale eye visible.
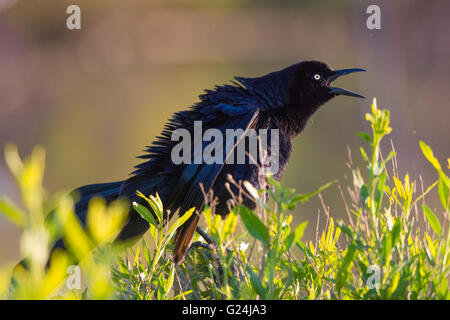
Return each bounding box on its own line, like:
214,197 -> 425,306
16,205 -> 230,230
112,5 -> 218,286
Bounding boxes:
314,74 -> 321,80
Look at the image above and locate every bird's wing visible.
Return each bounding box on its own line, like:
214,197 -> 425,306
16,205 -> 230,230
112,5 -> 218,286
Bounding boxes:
172,106 -> 260,264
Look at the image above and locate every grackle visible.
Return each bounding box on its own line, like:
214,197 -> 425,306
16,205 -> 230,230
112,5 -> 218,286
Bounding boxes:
59,61 -> 365,264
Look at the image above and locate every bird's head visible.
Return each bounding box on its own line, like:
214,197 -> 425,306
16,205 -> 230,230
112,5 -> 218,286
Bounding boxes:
235,60 -> 365,114
289,60 -> 365,108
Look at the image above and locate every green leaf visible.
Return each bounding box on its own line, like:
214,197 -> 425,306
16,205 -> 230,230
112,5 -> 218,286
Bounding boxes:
136,191 -> 163,224
296,241 -> 317,263
382,232 -> 392,265
149,224 -> 158,242
336,242 -> 356,291
391,219 -> 401,246
133,202 -> 158,228
412,180 -> 438,207
424,232 -> 436,264
266,175 -> 282,194
419,141 -> 442,173
360,185 -> 369,205
291,180 -> 337,204
246,265 -> 265,298
166,264 -> 175,293
171,290 -> 192,300
0,196 -> 27,227
375,171 -> 387,211
238,206 -> 269,244
380,150 -> 396,170
157,273 -> 166,300
357,132 -> 372,144
337,221 -> 354,239
423,204 -> 442,237
438,178 -> 449,210
393,176 -> 405,199
134,246 -> 140,265
283,221 -> 308,252
143,244 -> 151,265
167,207 -> 195,236
360,147 -> 369,163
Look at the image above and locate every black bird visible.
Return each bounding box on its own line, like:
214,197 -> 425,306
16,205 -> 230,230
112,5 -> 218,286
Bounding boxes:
66,61 -> 365,264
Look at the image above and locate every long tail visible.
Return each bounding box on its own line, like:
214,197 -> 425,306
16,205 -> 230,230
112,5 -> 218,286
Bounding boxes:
51,181 -> 124,251
75,181 -> 201,265
173,213 -> 200,265
14,181 -> 124,275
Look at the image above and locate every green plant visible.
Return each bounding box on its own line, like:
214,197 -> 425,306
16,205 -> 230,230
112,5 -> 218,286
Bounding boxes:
0,145 -> 129,299
112,192 -> 194,299
0,98 -> 448,300
295,99 -> 449,299
112,98 -> 448,300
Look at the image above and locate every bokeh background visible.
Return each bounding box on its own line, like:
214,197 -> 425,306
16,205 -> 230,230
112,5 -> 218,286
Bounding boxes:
0,0 -> 449,264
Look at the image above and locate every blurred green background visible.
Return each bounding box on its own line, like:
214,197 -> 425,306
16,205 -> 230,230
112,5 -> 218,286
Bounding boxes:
0,0 -> 449,264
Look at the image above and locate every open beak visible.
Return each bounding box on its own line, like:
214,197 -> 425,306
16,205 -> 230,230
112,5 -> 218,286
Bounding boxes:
328,68 -> 366,99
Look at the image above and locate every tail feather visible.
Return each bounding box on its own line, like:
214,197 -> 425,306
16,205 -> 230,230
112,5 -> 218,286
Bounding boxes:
173,213 -> 200,265
14,181 -> 126,275
50,181 -> 124,252
44,179 -> 199,266
72,181 -> 124,226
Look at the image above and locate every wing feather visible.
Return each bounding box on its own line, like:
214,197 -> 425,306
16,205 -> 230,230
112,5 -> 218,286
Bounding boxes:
173,108 -> 259,264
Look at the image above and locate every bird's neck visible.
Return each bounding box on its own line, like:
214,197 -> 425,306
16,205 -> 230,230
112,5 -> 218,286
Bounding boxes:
262,103 -> 319,138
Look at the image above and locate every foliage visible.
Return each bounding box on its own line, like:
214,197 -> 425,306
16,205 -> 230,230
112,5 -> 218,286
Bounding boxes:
0,98 -> 448,299
0,144 -> 129,299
